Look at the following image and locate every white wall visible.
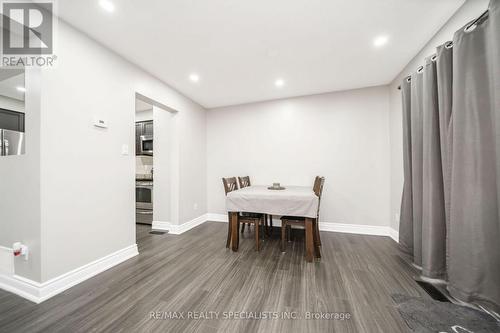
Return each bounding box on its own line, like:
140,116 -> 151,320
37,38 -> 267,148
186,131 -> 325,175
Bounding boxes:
153,105 -> 178,224
388,0 -> 490,231
0,246 -> 14,275
207,86 -> 391,227
0,19 -> 207,283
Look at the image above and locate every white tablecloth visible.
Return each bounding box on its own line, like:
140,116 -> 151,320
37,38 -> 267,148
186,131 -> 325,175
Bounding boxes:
226,185 -> 319,218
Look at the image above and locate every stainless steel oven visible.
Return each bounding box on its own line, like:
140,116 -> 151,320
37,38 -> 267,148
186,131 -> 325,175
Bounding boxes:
136,180 -> 153,224
139,135 -> 153,156
136,180 -> 153,210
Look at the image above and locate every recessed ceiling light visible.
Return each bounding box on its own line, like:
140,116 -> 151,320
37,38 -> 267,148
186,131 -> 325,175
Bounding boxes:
373,35 -> 389,47
99,0 -> 115,13
275,79 -> 284,87
16,86 -> 25,92
189,73 -> 200,83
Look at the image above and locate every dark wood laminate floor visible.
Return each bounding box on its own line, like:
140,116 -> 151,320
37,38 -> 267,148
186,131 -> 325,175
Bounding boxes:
0,222 -> 427,333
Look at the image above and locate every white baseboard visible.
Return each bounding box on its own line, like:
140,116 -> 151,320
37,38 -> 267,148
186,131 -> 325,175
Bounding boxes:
204,213 -> 399,242
319,222 -> 398,240
0,244 -> 138,304
152,220 -> 171,231
418,275 -> 447,285
153,214 -> 209,234
388,228 -> 399,243
0,246 -> 14,275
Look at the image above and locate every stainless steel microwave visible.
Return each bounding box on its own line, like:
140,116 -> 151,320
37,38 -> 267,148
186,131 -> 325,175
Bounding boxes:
139,135 -> 153,155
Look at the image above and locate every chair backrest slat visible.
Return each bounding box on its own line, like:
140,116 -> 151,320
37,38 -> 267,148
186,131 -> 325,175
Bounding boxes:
313,176 -> 321,195
314,177 -> 325,197
238,176 -> 251,188
313,176 -> 325,217
222,177 -> 238,195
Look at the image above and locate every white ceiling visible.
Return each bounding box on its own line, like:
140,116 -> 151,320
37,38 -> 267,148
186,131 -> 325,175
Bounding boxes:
0,70 -> 25,101
58,0 -> 464,108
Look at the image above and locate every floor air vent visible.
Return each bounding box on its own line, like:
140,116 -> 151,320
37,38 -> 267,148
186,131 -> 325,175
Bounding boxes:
415,279 -> 450,302
150,230 -> 167,235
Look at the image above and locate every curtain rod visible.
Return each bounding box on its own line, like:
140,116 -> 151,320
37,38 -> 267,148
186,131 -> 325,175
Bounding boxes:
396,8 -> 489,91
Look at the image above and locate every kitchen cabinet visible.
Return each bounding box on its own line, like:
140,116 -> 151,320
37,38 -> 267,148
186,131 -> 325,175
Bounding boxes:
135,123 -> 142,155
0,108 -> 25,132
135,120 -> 153,156
143,121 -> 154,136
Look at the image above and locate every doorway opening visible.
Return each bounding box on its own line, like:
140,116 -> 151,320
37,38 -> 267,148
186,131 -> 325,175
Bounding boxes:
134,93 -> 179,231
135,98 -> 154,225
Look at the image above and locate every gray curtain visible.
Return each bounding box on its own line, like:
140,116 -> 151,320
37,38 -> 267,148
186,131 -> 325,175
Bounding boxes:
410,71 -> 424,267
421,56 -> 446,279
399,78 -> 413,255
399,0 -> 500,314
436,43 -> 453,276
448,0 -> 500,314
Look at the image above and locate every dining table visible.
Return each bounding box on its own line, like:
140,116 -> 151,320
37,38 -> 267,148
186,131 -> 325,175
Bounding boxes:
226,185 -> 320,262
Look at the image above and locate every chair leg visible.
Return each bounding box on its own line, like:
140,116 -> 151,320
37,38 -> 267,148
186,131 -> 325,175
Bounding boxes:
241,222 -> 245,233
255,221 -> 260,251
261,217 -> 265,240
313,219 -> 321,259
315,218 -> 322,247
287,225 -> 292,242
281,222 -> 286,252
226,213 -> 232,248
266,215 -> 273,237
262,214 -> 267,233
265,214 -> 270,236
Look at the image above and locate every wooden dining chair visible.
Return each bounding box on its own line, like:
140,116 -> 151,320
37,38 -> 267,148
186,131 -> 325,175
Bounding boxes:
238,176 -> 251,188
312,176 -> 323,247
237,176 -> 253,233
223,177 -> 264,251
238,176 -> 273,235
282,176 -> 323,242
280,176 -> 325,256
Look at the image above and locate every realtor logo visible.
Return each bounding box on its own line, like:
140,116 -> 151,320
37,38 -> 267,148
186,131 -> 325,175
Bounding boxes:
2,1 -> 53,55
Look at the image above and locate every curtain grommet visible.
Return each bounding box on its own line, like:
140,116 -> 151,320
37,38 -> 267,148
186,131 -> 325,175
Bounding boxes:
464,23 -> 477,33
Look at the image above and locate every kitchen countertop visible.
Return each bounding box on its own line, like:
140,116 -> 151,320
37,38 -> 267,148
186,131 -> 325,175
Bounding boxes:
136,174 -> 153,181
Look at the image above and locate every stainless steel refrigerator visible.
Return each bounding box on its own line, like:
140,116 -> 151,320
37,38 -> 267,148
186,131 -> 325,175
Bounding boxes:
0,129 -> 25,156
